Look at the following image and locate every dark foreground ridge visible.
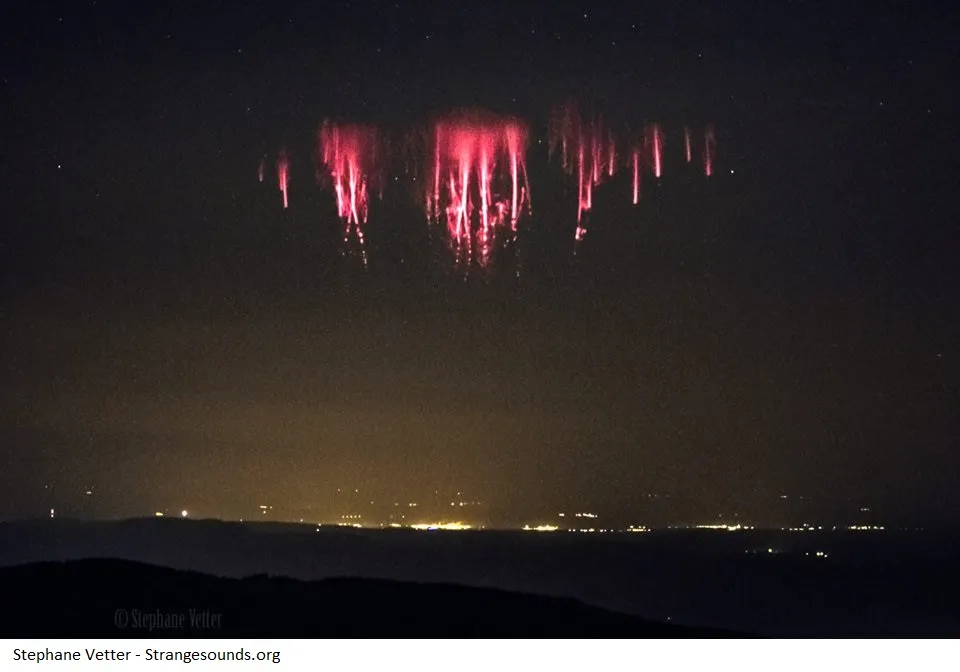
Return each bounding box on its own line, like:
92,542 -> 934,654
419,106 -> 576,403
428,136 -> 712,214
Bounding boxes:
2,559 -> 742,638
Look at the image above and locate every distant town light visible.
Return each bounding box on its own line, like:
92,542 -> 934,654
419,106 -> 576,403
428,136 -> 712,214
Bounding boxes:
410,522 -> 471,531
181,510 -> 188,518
695,523 -> 750,531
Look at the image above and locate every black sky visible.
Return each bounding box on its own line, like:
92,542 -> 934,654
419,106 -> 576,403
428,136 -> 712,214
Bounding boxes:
1,1 -> 958,525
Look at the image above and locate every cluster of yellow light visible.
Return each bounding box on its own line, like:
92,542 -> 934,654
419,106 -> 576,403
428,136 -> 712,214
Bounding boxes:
410,522 -> 472,531
522,524 -> 559,532
848,525 -> 885,531
694,524 -> 753,531
787,525 -> 824,531
154,512 -> 164,517
627,525 -> 649,533
574,512 -> 598,519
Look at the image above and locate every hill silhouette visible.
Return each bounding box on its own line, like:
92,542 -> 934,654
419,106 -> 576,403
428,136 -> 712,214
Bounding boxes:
1,559 -> 742,637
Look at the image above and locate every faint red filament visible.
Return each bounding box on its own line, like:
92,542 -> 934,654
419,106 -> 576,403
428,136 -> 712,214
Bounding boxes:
277,151 -> 289,209
647,124 -> 664,179
703,124 -> 716,177
607,131 -> 616,178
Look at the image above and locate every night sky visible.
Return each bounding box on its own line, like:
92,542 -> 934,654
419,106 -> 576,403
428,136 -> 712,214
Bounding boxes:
1,1 -> 957,525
